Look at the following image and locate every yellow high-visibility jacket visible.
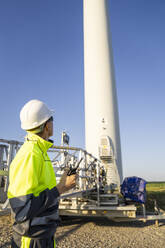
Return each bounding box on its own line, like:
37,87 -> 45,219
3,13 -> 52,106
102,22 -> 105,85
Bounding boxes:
8,132 -> 60,239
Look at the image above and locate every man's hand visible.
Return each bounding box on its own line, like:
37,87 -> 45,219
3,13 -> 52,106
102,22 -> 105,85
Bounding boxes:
56,170 -> 77,195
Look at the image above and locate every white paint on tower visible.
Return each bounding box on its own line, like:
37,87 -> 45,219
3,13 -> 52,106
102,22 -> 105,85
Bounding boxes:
83,0 -> 123,183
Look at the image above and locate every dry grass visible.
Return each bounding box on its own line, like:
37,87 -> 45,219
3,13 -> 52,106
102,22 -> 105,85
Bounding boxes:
146,182 -> 165,212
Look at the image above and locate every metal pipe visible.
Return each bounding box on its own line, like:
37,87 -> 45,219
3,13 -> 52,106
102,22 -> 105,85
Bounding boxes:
0,139 -> 23,145
59,188 -> 95,199
4,144 -> 15,192
96,162 -> 100,206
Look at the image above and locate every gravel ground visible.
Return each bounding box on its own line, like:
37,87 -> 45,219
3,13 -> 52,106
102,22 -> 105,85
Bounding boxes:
0,215 -> 165,248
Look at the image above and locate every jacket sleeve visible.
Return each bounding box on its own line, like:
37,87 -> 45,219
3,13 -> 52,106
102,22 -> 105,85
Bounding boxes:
9,186 -> 60,223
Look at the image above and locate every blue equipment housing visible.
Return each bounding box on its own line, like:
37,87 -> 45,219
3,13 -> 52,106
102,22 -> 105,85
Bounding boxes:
121,177 -> 147,204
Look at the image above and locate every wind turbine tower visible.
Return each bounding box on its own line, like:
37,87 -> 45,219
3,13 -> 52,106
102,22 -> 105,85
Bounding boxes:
83,0 -> 123,188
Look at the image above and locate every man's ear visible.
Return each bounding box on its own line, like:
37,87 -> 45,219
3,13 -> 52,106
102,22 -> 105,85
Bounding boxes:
44,122 -> 49,132
45,121 -> 51,132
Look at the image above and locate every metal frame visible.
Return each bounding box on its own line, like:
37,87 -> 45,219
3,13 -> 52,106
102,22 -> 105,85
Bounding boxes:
0,139 -> 22,206
0,138 -> 136,219
49,145 -> 101,206
1,138 -> 164,224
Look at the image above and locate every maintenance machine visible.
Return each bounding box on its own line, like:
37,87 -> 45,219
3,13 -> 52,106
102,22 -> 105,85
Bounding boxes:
0,137 -> 136,220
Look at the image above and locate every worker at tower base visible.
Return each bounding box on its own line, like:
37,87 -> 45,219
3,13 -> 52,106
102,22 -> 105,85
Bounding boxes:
8,99 -> 76,248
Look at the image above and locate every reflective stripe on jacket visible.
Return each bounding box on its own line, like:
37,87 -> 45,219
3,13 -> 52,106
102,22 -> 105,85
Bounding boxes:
8,132 -> 60,239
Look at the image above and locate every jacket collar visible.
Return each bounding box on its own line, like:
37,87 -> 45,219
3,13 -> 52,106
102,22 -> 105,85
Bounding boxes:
26,132 -> 53,153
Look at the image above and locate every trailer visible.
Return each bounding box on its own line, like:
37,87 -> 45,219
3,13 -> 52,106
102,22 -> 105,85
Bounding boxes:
1,138 -> 165,226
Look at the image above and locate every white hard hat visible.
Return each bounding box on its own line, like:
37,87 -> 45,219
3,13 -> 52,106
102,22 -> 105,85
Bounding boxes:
20,99 -> 54,130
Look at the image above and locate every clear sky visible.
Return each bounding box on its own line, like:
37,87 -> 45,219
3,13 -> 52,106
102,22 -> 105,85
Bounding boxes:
0,0 -> 164,181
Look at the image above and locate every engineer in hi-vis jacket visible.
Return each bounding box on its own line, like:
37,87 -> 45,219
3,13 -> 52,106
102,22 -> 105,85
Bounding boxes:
8,99 -> 77,248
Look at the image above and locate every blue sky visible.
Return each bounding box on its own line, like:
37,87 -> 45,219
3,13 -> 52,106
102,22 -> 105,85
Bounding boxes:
0,0 -> 164,181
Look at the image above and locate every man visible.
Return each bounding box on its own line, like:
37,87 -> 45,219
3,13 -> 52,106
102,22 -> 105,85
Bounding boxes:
8,99 -> 76,248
